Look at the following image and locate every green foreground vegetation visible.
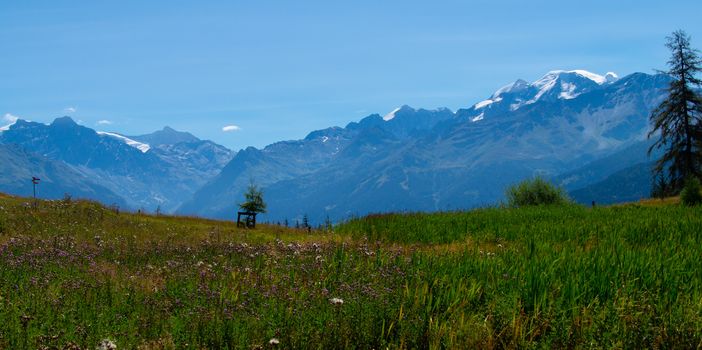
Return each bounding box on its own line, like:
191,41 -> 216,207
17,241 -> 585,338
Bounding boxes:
1,193 -> 701,349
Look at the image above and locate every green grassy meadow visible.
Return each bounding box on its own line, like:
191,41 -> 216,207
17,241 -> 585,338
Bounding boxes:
0,192 -> 701,349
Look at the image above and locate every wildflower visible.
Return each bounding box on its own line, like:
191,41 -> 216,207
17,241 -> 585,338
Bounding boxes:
96,339 -> 117,350
329,297 -> 344,306
269,338 -> 280,345
20,315 -> 33,328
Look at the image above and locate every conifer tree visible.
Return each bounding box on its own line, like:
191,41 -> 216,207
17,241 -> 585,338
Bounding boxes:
302,214 -> 309,229
648,30 -> 702,193
239,182 -> 267,214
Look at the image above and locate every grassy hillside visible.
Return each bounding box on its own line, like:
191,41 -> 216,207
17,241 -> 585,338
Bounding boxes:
1,193 -> 701,348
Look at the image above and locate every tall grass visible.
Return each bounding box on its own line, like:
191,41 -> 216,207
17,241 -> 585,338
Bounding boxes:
1,194 -> 701,348
337,205 -> 702,347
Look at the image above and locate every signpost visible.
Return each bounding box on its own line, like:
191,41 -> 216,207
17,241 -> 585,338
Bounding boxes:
32,177 -> 40,207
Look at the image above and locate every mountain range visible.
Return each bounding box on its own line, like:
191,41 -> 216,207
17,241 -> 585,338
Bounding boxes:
181,70 -> 669,223
0,118 -> 234,212
1,70 -> 669,223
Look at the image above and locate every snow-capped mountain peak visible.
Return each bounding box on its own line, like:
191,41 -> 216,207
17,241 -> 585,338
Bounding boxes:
526,70 -> 617,104
97,131 -> 151,153
473,98 -> 501,109
473,80 -> 531,110
492,79 -> 530,99
605,72 -> 619,83
382,105 -> 416,121
383,107 -> 402,121
467,69 -> 622,122
537,70 -> 616,86
0,113 -> 19,132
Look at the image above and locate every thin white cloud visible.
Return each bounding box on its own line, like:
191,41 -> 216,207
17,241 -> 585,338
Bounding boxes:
64,107 -> 76,114
0,113 -> 19,131
96,119 -> 113,125
222,125 -> 241,132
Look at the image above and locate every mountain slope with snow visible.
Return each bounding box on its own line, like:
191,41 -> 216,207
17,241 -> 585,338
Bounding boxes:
1,70 -> 668,221
181,71 -> 668,223
0,118 -> 233,212
97,132 -> 151,153
469,70 -> 620,116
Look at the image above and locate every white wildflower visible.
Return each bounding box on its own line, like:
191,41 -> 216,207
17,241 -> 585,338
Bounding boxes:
96,338 -> 117,350
329,297 -> 344,306
269,338 -> 280,345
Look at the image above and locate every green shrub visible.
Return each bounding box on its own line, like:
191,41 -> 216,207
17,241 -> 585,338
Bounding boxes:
680,177 -> 702,206
505,176 -> 570,208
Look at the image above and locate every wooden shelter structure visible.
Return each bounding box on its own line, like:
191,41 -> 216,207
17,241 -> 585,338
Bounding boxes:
237,211 -> 257,228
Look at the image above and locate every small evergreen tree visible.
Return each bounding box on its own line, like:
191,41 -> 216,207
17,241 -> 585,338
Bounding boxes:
239,182 -> 267,214
324,215 -> 333,232
651,173 -> 671,199
648,30 -> 702,193
302,214 -> 310,229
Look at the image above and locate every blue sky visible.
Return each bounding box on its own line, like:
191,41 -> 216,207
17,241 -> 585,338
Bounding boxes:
2,0 -> 701,150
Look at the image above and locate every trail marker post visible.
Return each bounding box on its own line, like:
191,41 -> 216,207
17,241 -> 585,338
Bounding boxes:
31,177 -> 40,207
